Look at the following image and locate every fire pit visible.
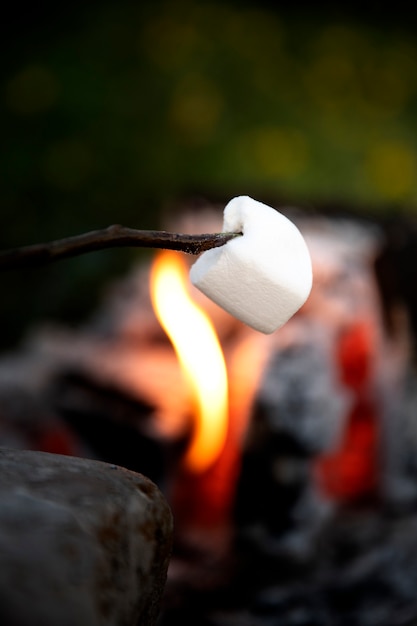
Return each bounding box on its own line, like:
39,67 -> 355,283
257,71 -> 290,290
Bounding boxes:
1,204 -> 417,625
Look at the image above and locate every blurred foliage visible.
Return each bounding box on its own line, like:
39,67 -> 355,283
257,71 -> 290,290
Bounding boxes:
1,0 -> 417,348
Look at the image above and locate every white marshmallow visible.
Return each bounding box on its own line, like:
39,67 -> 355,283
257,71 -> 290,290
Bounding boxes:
189,196 -> 313,334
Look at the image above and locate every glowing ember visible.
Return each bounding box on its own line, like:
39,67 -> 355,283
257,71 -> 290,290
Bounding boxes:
150,250 -> 229,473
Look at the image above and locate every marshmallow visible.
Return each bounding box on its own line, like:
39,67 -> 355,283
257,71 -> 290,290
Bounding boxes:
189,196 -> 313,334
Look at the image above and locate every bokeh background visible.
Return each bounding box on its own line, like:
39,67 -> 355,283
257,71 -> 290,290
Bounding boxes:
1,0 -> 417,350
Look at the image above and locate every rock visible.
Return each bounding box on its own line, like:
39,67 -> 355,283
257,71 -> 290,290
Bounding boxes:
0,448 -> 173,626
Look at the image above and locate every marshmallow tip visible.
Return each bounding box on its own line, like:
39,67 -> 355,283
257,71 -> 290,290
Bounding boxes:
190,196 -> 312,334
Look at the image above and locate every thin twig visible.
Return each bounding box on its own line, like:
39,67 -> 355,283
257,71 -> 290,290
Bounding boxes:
0,225 -> 242,270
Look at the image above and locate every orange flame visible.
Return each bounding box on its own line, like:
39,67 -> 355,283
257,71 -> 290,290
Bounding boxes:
150,250 -> 229,473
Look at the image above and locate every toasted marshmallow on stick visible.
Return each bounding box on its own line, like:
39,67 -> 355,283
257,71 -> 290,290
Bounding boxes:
190,196 -> 313,334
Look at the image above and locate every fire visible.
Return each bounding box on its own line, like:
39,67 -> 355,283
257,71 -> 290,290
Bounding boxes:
150,250 -> 229,473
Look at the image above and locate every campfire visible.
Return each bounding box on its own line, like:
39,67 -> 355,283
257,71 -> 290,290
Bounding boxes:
1,202 -> 417,625
150,249 -> 229,476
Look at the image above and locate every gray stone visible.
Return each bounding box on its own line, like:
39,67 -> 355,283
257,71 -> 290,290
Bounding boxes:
0,448 -> 173,626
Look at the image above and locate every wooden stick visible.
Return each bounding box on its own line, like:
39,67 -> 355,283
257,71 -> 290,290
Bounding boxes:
0,225 -> 242,270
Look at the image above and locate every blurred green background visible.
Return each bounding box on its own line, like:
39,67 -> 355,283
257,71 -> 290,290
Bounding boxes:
1,0 -> 417,349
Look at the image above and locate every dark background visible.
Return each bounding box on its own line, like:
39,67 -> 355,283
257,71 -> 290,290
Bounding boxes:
1,0 -> 417,350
